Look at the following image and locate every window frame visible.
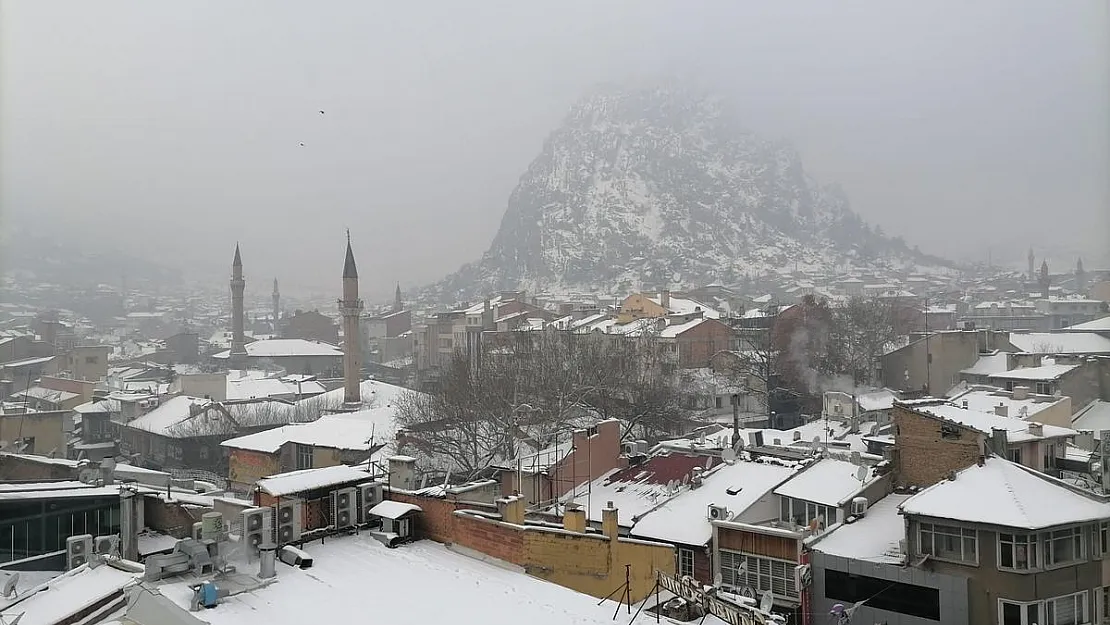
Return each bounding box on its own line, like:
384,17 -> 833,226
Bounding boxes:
678,548 -> 695,578
1043,527 -> 1085,568
295,443 -> 314,470
998,532 -> 1039,571
999,590 -> 1089,625
717,549 -> 799,601
918,522 -> 978,565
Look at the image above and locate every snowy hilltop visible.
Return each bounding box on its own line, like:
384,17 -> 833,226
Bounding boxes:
432,85 -> 950,300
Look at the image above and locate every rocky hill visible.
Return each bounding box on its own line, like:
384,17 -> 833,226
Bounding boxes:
433,85 -> 948,301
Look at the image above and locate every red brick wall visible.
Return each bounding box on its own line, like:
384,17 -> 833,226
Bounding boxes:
386,491 -> 499,544
551,419 -> 626,498
677,319 -> 732,368
893,404 -> 983,488
452,513 -> 525,565
144,496 -> 209,537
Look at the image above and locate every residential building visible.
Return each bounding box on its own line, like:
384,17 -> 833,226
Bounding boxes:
1035,297 -> 1107,329
711,456 -> 891,621
281,309 -> 340,345
989,356 -> 1109,411
962,302 -> 1050,332
0,407 -> 70,456
948,384 -> 1073,428
61,345 -> 111,381
1006,331 -> 1110,356
900,458 -> 1110,625
881,330 -> 985,395
211,338 -> 343,376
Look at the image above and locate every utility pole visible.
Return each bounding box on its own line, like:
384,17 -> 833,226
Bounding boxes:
731,393 -> 740,447
923,291 -> 931,396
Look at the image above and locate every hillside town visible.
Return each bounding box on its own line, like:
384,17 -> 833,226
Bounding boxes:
0,237 -> 1108,625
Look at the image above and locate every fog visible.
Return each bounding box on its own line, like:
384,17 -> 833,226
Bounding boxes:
2,0 -> 1107,298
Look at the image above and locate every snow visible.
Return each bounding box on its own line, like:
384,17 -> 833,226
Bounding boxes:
658,317 -> 710,338
900,457 -> 1110,530
772,458 -> 875,508
1063,316 -> 1110,331
960,352 -> 1011,376
947,386 -> 1068,421
0,564 -> 136,625
226,376 -> 326,401
988,364 -> 1079,381
910,402 -> 1075,442
138,530 -> 180,556
152,537 -> 681,625
255,464 -> 372,497
125,395 -> 214,437
222,408 -> 396,454
810,493 -> 911,564
301,378 -> 409,411
494,442 -> 573,473
367,500 -> 421,520
0,485 -> 119,502
1072,401 -> 1110,434
631,460 -> 795,546
1007,332 -> 1110,354
647,295 -> 722,319
212,338 -> 342,359
856,389 -> 897,412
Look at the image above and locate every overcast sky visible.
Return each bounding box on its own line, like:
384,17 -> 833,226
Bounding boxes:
2,0 -> 1107,299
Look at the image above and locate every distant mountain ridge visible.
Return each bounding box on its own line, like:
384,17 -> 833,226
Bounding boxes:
431,85 -> 950,300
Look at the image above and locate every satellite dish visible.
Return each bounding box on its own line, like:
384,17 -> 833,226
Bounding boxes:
855,466 -> 868,483
722,448 -> 737,464
2,572 -> 18,598
704,456 -> 714,470
736,561 -> 748,577
666,479 -> 676,493
759,589 -> 774,614
741,586 -> 756,600
682,474 -> 690,486
713,571 -> 723,587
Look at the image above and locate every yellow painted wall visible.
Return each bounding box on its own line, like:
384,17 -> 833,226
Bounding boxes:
617,294 -> 666,324
312,446 -> 342,468
523,530 -> 674,603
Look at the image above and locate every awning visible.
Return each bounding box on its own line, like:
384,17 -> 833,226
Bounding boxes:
367,500 -> 422,520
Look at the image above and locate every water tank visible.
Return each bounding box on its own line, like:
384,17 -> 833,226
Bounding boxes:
201,512 -> 224,541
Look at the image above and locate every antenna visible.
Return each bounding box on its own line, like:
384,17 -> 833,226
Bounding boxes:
759,589 -> 774,614
722,448 -> 737,464
2,572 -> 18,598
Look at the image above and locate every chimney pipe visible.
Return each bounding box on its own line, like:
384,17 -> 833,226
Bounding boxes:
995,403 -> 1009,418
660,289 -> 671,311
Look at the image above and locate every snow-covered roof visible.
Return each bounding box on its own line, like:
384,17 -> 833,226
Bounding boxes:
960,351 -> 1011,376
900,458 -> 1110,530
494,442 -> 573,473
1,560 -> 137,625
1007,332 -> 1110,354
1063,316 -> 1110,332
948,386 -> 1068,421
631,459 -> 796,546
212,338 -> 342,359
1072,401 -> 1110,434
12,386 -> 79,404
810,493 -> 911,564
222,409 -> 394,454
773,458 -> 876,508
367,500 -> 421,520
256,464 -> 372,497
857,389 -> 897,412
124,396 -> 215,437
658,317 -> 711,338
301,378 -> 409,412
647,295 -> 721,319
989,364 -> 1079,381
147,538 -> 679,625
908,401 -> 1075,442
225,376 -> 326,401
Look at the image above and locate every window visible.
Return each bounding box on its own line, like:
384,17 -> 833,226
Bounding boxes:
678,548 -> 695,578
1044,527 -> 1084,567
718,550 -> 798,599
918,523 -> 977,564
1098,522 -> 1109,557
1008,448 -> 1023,464
1000,600 -> 1040,625
779,497 -> 836,529
296,444 -> 313,470
1097,587 -> 1110,624
999,533 -> 1038,570
1044,591 -> 1087,625
825,569 -> 940,621
715,396 -> 723,410
1036,381 -> 1053,395
84,356 -> 98,364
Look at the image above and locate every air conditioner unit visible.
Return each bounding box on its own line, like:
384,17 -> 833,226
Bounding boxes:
850,497 -> 868,517
241,506 -> 273,555
94,535 -> 119,557
66,534 -> 93,570
707,504 -> 729,521
332,487 -> 357,529
357,481 -> 383,525
620,442 -> 636,456
274,499 -> 302,545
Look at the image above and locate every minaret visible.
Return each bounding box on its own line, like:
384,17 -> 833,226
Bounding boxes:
339,231 -> 364,408
1039,259 -> 1051,294
272,278 -> 281,335
1027,247 -> 1035,282
230,244 -> 248,367
1076,257 -> 1087,292
393,283 -> 403,313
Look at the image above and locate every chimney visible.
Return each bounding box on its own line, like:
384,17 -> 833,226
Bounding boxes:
990,428 -> 1009,457
99,458 -> 115,486
660,289 -> 671,311
563,504 -> 587,533
995,403 -> 1009,418
1012,386 -> 1029,400
496,494 -> 525,525
793,431 -> 801,441
602,502 -> 619,541
1027,422 -> 1043,437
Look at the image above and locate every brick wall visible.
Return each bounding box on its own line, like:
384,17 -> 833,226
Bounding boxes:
893,404 -> 983,488
386,491 -> 498,543
143,495 -> 210,537
454,513 -> 525,565
0,453 -> 75,480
